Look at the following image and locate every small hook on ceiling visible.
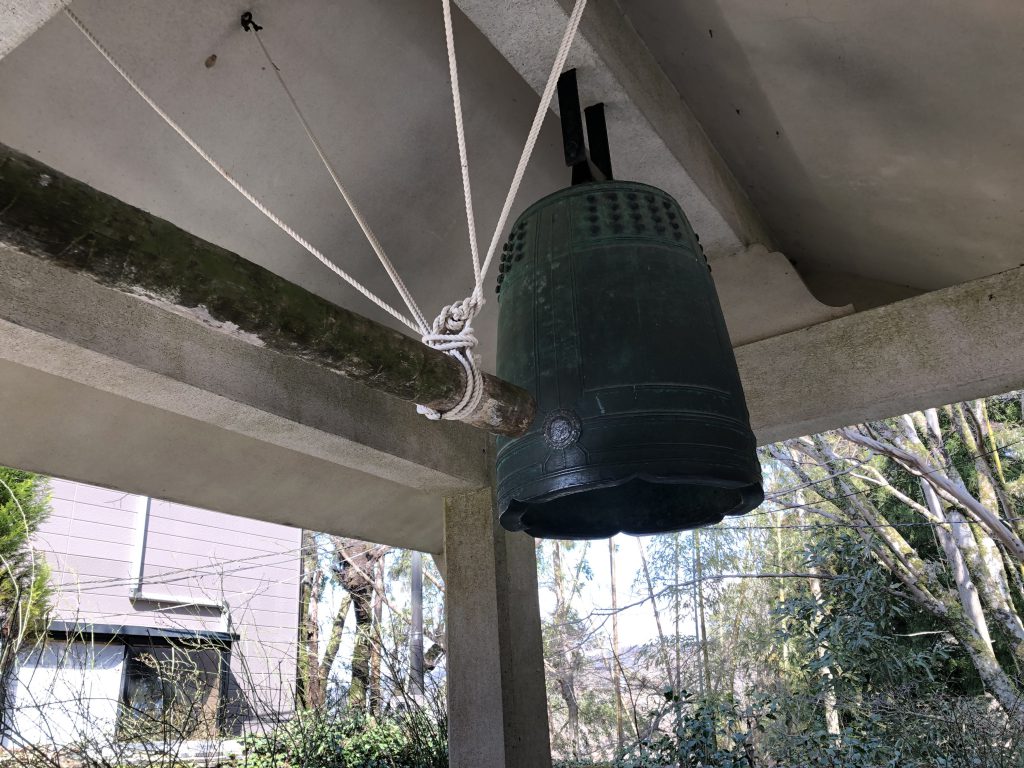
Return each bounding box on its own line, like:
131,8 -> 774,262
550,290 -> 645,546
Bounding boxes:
240,11 -> 263,32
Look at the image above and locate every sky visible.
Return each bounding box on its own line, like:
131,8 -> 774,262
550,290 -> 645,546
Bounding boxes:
316,531 -> 696,688
538,534 -> 698,649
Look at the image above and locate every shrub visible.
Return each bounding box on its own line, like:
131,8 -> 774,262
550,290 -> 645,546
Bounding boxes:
238,709 -> 446,768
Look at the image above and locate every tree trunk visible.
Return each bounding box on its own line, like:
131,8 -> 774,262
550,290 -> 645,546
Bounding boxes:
609,539 -> 624,753
638,540 -> 673,687
318,594 -> 352,698
829,422 -> 1024,723
551,541 -> 581,758
369,559 -> 384,715
409,550 -> 425,699
807,567 -> 841,739
332,538 -> 389,712
842,425 -> 1024,564
349,587 -> 373,711
950,406 -> 1024,653
947,616 -> 1024,728
297,530 -> 324,709
558,673 -> 581,758
694,529 -> 712,696
673,533 -> 682,697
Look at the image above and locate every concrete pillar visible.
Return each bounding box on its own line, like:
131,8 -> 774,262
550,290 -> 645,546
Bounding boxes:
445,487 -> 552,768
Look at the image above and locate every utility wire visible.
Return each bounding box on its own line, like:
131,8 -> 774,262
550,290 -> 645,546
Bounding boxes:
60,539 -> 389,591
710,516 -> 1024,534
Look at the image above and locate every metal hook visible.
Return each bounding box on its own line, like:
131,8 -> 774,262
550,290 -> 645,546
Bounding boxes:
240,11 -> 263,32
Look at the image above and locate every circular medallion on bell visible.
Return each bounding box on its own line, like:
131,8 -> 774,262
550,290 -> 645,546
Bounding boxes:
543,409 -> 582,450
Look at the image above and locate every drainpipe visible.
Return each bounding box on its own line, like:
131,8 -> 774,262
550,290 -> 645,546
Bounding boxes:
129,496 -> 231,633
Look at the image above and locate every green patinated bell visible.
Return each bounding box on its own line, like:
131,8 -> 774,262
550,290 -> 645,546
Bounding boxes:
495,181 -> 763,539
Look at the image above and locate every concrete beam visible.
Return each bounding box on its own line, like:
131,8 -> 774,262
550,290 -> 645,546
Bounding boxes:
0,1 -> 68,60
741,264 -> 1024,443
5,234 -> 1022,550
0,245 -> 489,553
454,0 -> 773,258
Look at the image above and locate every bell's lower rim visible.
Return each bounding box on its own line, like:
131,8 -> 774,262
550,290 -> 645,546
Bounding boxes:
499,472 -> 765,540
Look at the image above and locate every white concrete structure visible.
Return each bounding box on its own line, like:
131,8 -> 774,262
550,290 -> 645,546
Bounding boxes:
2,2 -> 1024,765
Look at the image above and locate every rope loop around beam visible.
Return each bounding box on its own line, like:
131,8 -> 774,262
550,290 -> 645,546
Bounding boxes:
428,0 -> 588,422
417,298 -> 484,421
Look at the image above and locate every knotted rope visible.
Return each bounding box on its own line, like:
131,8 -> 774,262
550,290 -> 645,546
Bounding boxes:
417,297 -> 484,421
419,0 -> 588,421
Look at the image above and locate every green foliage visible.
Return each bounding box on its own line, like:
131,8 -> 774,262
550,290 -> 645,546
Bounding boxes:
592,688 -> 1024,768
0,466 -> 52,651
616,694 -> 752,768
238,710 -> 446,768
544,393 -> 1024,766
790,530 -> 964,694
0,468 -> 52,746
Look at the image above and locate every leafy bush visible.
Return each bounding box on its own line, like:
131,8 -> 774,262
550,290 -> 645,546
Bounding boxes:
614,693 -> 752,768
237,709 -> 446,768
598,684 -> 1024,768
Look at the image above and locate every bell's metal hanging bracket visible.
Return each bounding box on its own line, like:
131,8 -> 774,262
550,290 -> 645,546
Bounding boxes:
556,69 -> 613,185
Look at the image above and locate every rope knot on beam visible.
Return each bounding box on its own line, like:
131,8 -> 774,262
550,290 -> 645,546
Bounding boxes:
418,297 -> 484,422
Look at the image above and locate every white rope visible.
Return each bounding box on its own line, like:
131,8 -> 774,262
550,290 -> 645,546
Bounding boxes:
249,30 -> 430,335
440,0 -> 482,287
418,0 -> 588,422
65,2 -> 587,424
63,7 -> 423,335
475,0 -> 588,303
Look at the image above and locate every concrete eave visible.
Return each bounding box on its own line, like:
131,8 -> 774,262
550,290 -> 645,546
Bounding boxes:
454,0 -> 773,258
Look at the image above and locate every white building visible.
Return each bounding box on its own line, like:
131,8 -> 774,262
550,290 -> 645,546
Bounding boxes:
7,477 -> 301,750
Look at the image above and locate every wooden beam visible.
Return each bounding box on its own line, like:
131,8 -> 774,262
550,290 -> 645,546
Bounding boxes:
0,143 -> 536,437
739,263 -> 1024,444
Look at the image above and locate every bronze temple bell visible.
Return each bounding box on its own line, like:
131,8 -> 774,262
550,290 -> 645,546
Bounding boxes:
494,71 -> 763,540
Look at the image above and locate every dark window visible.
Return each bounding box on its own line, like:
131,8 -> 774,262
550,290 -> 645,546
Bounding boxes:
118,640 -> 228,741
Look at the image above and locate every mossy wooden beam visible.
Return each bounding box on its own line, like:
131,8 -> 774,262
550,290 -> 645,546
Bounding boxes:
0,143 -> 535,436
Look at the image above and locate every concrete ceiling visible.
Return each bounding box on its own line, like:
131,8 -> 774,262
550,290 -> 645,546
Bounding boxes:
622,0 -> 1024,291
0,0 -> 575,371
3,0 -> 1024,547
0,0 -> 866,373
3,0 -> 1020,340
